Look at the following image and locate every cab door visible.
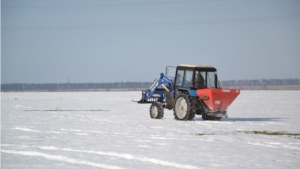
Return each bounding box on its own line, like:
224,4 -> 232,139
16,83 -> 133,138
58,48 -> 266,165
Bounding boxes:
175,68 -> 194,89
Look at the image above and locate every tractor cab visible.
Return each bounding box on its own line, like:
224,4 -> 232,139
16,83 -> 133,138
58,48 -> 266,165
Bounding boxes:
173,64 -> 219,90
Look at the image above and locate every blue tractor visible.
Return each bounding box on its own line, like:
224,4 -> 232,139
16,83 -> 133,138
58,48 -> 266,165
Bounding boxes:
137,64 -> 240,121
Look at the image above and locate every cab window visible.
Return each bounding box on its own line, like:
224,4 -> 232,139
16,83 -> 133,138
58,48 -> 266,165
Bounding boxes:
183,70 -> 193,88
175,70 -> 184,86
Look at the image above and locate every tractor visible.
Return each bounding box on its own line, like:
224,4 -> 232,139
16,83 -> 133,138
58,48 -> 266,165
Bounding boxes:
136,64 -> 240,120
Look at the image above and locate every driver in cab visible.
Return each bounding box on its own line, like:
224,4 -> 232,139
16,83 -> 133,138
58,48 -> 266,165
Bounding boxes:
195,71 -> 205,89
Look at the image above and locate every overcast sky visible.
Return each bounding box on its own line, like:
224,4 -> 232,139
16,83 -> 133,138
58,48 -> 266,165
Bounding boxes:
1,0 -> 299,83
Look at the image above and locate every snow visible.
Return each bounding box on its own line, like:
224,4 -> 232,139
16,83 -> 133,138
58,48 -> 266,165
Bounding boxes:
1,91 -> 300,169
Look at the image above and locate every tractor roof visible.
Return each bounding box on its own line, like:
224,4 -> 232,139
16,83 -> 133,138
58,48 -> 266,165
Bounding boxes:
178,64 -> 216,70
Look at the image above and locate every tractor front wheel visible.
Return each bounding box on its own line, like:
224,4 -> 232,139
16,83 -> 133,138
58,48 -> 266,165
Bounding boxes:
149,102 -> 164,119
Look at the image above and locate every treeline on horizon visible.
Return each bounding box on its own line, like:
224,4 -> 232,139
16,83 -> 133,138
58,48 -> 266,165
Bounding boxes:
1,78 -> 299,91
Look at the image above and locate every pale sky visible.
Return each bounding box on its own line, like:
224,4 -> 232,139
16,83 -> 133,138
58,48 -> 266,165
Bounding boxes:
1,0 -> 299,83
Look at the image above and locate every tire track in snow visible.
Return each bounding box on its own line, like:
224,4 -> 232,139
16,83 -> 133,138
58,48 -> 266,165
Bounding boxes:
1,149 -> 124,169
12,127 -> 41,132
40,147 -> 200,169
3,144 -> 200,169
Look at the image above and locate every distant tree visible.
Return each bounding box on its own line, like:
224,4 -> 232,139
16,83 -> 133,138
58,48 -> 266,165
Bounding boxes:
1,79 -> 299,91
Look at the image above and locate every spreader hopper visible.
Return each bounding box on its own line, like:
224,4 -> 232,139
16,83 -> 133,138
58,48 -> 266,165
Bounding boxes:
196,88 -> 240,111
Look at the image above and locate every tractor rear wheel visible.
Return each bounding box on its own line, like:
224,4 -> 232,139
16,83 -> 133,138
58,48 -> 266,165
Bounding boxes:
173,93 -> 195,121
150,102 -> 164,119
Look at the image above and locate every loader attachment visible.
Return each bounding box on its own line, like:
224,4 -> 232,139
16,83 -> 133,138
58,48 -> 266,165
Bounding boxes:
137,89 -> 165,104
135,73 -> 174,104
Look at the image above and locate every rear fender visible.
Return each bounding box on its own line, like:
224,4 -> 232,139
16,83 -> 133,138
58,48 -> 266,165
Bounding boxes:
178,88 -> 197,97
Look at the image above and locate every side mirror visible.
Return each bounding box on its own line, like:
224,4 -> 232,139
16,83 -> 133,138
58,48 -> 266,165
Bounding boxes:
165,67 -> 169,75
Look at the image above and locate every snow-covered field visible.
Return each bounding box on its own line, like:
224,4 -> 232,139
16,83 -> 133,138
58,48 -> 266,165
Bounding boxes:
1,91 -> 300,169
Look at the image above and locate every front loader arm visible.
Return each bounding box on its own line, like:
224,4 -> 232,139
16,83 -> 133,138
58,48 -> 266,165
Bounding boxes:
138,73 -> 174,103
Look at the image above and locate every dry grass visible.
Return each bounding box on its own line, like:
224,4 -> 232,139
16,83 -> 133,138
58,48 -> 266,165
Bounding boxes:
196,131 -> 300,139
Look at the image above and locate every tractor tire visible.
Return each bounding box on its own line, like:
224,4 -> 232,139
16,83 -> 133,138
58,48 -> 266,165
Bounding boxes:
173,93 -> 195,121
149,102 -> 164,119
202,114 -> 221,121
